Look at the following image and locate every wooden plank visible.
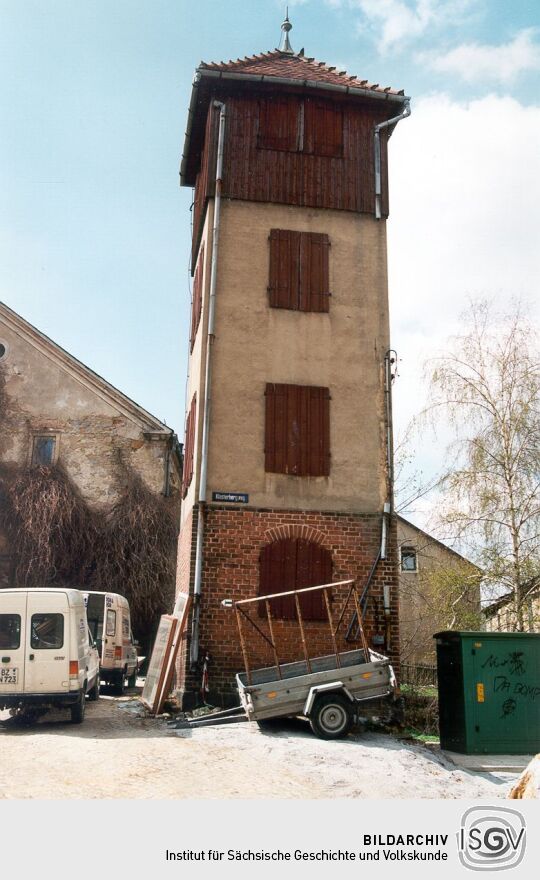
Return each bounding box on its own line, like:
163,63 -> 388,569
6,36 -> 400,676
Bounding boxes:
140,615 -> 178,714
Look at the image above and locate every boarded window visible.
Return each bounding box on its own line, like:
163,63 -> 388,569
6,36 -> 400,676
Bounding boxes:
268,230 -> 330,312
182,394 -> 197,498
259,538 -> 332,620
304,99 -> 344,158
265,383 -> 330,477
190,245 -> 204,352
31,435 -> 56,467
257,98 -> 300,152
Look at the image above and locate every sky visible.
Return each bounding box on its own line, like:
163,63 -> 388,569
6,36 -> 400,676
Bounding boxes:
1,0 -> 539,530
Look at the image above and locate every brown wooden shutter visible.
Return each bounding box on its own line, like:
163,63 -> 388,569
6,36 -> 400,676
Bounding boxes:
190,244 -> 204,352
269,230 -> 330,312
265,384 -> 330,477
299,232 -> 330,312
304,99 -> 343,158
259,538 -> 331,620
258,98 -> 299,152
181,394 -> 197,498
268,229 -> 300,309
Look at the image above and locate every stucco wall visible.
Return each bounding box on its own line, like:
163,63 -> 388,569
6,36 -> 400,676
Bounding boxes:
185,199 -> 390,517
0,316 -> 181,509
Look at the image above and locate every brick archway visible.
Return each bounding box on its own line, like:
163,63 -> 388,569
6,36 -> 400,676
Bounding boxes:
263,523 -> 327,546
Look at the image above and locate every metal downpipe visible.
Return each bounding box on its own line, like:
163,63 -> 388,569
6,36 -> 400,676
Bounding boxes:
374,100 -> 411,219
190,100 -> 226,667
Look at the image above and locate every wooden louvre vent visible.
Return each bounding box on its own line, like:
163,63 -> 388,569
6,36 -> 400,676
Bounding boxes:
265,383 -> 330,477
259,538 -> 332,620
182,394 -> 197,498
190,244 -> 204,352
268,229 -> 330,312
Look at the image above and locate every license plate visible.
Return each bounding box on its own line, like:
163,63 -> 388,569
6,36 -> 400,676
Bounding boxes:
0,667 -> 18,685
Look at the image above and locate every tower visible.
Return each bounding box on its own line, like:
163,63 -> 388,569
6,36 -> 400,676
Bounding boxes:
176,19 -> 410,706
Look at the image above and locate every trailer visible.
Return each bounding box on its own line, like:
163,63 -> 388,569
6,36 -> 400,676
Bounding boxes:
170,580 -> 397,739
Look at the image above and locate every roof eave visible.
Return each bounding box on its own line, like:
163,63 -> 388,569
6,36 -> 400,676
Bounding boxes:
179,67 -> 410,187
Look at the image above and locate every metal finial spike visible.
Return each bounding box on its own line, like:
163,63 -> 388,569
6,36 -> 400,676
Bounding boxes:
278,11 -> 294,54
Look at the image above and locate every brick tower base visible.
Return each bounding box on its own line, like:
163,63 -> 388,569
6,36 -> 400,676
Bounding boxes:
175,505 -> 399,709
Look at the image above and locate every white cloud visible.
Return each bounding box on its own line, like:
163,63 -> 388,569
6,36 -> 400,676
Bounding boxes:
387,94 -> 540,527
418,28 -> 540,83
354,0 -> 475,53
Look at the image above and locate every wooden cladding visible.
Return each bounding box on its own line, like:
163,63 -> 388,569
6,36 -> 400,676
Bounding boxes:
190,244 -> 204,351
259,538 -> 332,620
191,93 -> 390,259
182,394 -> 197,498
265,383 -> 330,477
268,229 -> 330,312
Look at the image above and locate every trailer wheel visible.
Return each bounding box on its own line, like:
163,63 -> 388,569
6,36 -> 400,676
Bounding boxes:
309,693 -> 352,740
71,689 -> 86,724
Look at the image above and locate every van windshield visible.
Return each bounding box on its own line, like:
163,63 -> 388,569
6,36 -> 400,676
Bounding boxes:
0,614 -> 21,649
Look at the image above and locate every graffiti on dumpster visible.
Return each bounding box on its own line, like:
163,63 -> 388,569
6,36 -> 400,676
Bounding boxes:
500,698 -> 517,718
481,651 -> 527,675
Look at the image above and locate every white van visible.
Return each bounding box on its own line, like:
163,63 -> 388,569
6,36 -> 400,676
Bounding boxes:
84,591 -> 138,694
0,587 -> 100,724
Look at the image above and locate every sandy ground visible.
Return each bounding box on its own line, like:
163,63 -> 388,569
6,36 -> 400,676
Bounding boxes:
0,691 -> 518,799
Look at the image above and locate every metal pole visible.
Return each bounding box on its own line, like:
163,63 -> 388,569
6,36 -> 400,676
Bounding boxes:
323,588 -> 341,668
235,604 -> 251,686
265,600 -> 282,679
294,594 -> 312,673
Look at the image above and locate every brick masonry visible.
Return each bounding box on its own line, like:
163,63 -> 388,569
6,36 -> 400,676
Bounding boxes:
175,505 -> 399,708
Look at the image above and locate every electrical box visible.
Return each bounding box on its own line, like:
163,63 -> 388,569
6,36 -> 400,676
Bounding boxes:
434,631 -> 540,755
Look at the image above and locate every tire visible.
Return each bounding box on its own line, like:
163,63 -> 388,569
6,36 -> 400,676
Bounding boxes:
88,675 -> 100,702
71,689 -> 86,724
309,693 -> 352,740
114,671 -> 125,696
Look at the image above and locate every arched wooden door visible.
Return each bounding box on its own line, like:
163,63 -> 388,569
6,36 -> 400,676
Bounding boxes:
259,538 -> 332,620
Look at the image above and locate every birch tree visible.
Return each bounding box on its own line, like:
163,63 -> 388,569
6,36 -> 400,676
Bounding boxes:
427,300 -> 540,630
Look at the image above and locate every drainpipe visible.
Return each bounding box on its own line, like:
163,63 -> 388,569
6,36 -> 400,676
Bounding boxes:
381,350 -> 397,558
374,100 -> 411,219
190,100 -> 226,667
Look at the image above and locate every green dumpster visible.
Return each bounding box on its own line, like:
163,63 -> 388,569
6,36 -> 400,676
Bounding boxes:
434,631 -> 540,755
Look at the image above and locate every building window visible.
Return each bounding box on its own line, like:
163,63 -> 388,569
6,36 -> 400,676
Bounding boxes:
31,435 -> 57,467
265,383 -> 330,477
401,546 -> 417,572
259,538 -> 332,621
0,340 -> 7,360
182,394 -> 197,498
190,244 -> 205,352
268,229 -> 330,313
258,97 -> 343,158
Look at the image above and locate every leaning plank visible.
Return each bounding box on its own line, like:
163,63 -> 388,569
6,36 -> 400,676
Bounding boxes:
155,594 -> 192,715
140,615 -> 178,714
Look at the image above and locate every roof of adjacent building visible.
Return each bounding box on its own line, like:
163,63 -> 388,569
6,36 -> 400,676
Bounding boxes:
198,50 -> 405,97
0,300 -> 176,437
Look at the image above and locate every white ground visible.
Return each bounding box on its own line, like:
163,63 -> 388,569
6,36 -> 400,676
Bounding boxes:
0,694 -> 518,799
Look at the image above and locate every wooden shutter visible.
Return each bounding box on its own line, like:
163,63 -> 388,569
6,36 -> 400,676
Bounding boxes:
190,245 -> 204,352
181,394 -> 197,498
299,233 -> 330,312
303,99 -> 343,158
259,539 -> 331,620
265,384 -> 330,477
258,98 -> 299,152
268,229 -> 300,309
269,230 -> 330,312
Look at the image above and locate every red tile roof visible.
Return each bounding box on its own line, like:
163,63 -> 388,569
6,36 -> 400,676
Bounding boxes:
199,50 -> 404,97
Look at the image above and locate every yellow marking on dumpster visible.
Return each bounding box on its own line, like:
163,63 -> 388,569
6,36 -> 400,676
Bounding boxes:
476,683 -> 485,703
362,672 -> 372,679
474,642 -> 482,648
266,691 -> 278,699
